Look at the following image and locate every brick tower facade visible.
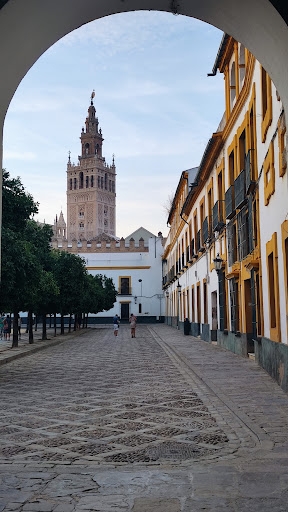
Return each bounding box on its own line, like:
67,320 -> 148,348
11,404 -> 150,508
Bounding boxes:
66,93 -> 116,241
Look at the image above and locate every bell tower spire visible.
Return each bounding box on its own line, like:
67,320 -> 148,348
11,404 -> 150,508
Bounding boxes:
80,91 -> 103,158
66,92 -> 117,241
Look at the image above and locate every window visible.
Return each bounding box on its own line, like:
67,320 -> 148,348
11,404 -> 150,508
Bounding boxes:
203,280 -> 208,324
191,285 -> 195,322
230,61 -> 236,108
264,142 -> 275,206
197,282 -> 201,324
69,178 -> 72,190
261,66 -> 272,142
238,129 -> 246,172
79,172 -> 84,189
85,143 -> 90,155
229,278 -> 240,333
238,43 -> 246,86
101,177 -> 104,189
91,175 -> 94,188
79,222 -> 84,231
104,173 -> 107,190
86,176 -> 89,188
74,177 -> 77,190
282,220 -> 288,340
119,277 -> 131,295
139,303 -> 142,314
266,233 -> 281,342
278,115 -> 287,177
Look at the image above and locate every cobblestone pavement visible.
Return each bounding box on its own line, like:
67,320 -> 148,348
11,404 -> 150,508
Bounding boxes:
1,324 -> 288,511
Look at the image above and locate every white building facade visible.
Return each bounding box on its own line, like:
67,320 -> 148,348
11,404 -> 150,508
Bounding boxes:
163,35 -> 288,391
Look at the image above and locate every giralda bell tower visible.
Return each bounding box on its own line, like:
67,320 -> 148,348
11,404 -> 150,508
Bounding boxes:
66,92 -> 116,241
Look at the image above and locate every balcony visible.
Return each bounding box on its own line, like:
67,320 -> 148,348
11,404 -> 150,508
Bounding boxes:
225,185 -> 235,220
245,149 -> 255,194
189,239 -> 196,261
212,201 -> 225,232
202,216 -> 210,244
234,169 -> 246,210
118,288 -> 132,296
196,230 -> 204,253
182,252 -> 185,268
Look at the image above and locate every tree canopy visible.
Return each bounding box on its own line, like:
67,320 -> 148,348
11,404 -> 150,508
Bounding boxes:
0,170 -> 117,346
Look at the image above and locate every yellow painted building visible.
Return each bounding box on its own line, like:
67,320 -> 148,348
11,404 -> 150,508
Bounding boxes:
163,35 -> 288,390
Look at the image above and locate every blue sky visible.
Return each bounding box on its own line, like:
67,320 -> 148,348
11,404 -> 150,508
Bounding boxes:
3,11 -> 224,238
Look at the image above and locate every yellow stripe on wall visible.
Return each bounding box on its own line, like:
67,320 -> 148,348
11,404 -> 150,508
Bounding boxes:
86,266 -> 151,270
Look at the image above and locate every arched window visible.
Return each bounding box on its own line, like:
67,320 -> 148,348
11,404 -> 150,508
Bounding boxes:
95,143 -> 99,155
98,176 -> 100,188
104,173 -> 107,190
112,182 -> 115,193
109,180 -> 111,191
79,171 -> 84,189
239,44 -> 246,87
85,143 -> 89,155
230,61 -> 236,108
74,177 -> 77,190
69,178 -> 72,190
91,175 -> 94,187
86,176 -> 89,188
101,177 -> 104,189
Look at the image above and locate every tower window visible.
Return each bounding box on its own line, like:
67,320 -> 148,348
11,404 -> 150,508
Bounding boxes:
79,172 -> 84,189
112,182 -> 115,193
86,176 -> 89,188
91,175 -> 94,187
109,180 -> 111,191
101,177 -> 104,189
79,222 -> 84,231
105,173 -> 107,190
85,143 -> 89,155
69,178 -> 72,190
74,178 -> 77,190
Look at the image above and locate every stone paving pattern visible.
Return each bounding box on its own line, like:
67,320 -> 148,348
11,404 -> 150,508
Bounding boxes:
0,324 -> 288,510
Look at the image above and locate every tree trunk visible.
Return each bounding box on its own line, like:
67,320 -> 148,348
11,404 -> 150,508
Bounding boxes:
86,313 -> 88,328
34,314 -> 38,331
54,313 -> 57,337
12,311 -> 18,348
60,315 -> 64,335
68,314 -> 72,333
28,310 -> 34,344
42,314 -> 47,340
49,314 -> 52,328
26,314 -> 29,333
82,313 -> 85,329
74,314 -> 77,331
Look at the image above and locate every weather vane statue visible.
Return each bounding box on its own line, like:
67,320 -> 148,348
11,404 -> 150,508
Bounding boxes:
91,90 -> 95,104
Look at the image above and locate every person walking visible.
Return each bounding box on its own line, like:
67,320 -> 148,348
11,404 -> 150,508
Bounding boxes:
113,314 -> 120,337
129,313 -> 137,338
0,314 -> 4,340
18,314 -> 22,339
6,315 -> 11,340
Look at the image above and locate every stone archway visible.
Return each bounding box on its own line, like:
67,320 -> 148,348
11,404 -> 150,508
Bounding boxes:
0,0 -> 288,257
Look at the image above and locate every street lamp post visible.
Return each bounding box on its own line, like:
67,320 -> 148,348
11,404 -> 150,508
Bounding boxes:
177,281 -> 182,330
213,253 -> 224,331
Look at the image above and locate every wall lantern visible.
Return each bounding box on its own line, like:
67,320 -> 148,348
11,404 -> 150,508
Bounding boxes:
213,253 -> 223,274
165,290 -> 169,298
177,282 -> 182,294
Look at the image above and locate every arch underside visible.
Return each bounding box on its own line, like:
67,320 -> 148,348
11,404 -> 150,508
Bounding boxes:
0,0 -> 288,134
